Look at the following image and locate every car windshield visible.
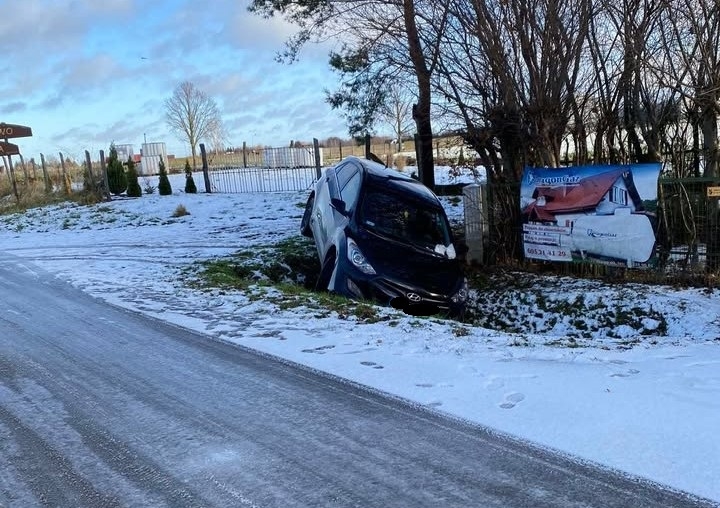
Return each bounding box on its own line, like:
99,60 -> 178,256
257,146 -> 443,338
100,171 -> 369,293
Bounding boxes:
358,185 -> 452,250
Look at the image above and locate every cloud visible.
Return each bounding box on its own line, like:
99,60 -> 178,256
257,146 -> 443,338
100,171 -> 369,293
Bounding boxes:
0,102 -> 28,115
3,0 -> 350,158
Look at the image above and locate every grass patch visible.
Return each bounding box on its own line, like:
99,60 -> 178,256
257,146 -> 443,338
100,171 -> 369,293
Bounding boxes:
189,235 -> 391,323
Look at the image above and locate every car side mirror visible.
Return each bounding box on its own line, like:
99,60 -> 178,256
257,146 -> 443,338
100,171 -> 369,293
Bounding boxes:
331,198 -> 349,216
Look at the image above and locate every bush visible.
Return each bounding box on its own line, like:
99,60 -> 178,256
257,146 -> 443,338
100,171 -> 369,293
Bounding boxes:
158,156 -> 172,196
106,144 -> 128,195
126,157 -> 142,197
184,160 -> 197,194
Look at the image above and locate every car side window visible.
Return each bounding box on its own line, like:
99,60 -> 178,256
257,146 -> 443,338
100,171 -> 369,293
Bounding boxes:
336,161 -> 358,191
340,171 -> 362,212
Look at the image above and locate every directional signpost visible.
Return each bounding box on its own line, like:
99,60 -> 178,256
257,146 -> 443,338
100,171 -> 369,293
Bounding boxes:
0,123 -> 32,139
0,122 -> 33,200
0,141 -> 20,156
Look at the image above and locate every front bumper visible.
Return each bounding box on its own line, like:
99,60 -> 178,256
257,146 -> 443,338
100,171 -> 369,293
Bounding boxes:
335,266 -> 467,316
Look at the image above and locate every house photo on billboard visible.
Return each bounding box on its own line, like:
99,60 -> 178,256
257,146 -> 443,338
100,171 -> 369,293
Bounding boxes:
520,163 -> 662,267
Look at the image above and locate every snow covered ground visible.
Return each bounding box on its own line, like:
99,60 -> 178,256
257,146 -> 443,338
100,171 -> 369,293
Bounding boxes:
1,171 -> 718,505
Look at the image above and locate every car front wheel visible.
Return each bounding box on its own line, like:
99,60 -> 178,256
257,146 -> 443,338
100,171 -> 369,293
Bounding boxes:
316,251 -> 336,291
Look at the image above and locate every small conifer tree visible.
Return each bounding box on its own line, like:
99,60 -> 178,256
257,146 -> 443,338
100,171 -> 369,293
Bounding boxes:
107,144 -> 128,195
126,157 -> 142,197
184,160 -> 197,193
158,156 -> 172,196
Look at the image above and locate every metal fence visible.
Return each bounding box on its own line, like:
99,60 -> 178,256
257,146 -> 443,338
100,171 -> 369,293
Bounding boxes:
207,166 -> 318,193
200,144 -> 322,193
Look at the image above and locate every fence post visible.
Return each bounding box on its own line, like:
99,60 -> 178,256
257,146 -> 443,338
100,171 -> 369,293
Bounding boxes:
99,150 -> 110,199
200,143 -> 212,193
242,141 -> 248,168
84,150 -> 94,191
59,152 -> 70,195
19,154 -> 29,182
364,134 -> 371,159
6,154 -> 19,201
40,153 -> 51,194
313,138 -> 322,179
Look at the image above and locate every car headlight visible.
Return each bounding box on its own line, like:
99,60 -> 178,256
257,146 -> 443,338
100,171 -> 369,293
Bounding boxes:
347,238 -> 376,274
451,278 -> 469,303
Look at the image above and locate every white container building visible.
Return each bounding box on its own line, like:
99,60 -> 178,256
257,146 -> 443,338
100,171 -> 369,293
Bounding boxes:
140,142 -> 168,175
115,144 -> 134,163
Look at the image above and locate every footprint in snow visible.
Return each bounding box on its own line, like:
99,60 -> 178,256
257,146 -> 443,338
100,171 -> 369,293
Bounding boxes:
301,345 -> 336,354
499,392 -> 525,409
360,361 -> 384,369
609,369 -> 640,378
485,377 -> 505,390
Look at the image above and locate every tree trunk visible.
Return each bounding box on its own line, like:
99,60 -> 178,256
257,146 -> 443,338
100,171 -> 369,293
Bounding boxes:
404,0 -> 435,190
701,104 -> 719,178
701,99 -> 720,271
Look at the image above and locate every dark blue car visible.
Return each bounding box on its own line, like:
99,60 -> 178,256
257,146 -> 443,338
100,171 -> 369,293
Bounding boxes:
301,156 -> 468,316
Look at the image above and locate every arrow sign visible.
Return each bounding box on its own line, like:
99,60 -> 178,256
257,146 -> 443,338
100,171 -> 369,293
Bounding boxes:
0,141 -> 20,155
0,123 -> 32,139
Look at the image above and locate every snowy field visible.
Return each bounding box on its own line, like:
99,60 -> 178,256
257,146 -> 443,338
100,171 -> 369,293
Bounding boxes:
1,171 -> 718,505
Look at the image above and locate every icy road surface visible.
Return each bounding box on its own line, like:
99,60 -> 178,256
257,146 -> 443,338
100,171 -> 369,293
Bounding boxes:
0,259 -> 713,508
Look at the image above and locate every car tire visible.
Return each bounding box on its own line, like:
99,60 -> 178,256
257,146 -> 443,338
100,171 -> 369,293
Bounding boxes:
300,194 -> 314,237
316,251 -> 335,291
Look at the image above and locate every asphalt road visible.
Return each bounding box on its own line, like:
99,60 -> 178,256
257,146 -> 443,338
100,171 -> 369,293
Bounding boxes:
0,259 -> 715,508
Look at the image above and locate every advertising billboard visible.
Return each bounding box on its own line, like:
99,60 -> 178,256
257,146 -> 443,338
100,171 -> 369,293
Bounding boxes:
520,163 -> 661,267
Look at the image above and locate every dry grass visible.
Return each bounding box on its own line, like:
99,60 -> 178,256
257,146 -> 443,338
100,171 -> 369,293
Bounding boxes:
172,204 -> 190,217
0,164 -> 101,214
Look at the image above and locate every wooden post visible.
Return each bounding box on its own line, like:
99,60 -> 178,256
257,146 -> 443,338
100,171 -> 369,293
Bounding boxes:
365,134 -> 371,159
6,155 -> 19,201
99,150 -> 110,199
313,138 -> 322,179
59,152 -> 70,195
40,153 -> 52,193
200,143 -> 211,193
242,141 -> 248,168
84,150 -> 92,185
19,154 -> 29,182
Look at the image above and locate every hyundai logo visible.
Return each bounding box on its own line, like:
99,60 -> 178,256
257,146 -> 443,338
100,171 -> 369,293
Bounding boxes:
407,293 -> 422,303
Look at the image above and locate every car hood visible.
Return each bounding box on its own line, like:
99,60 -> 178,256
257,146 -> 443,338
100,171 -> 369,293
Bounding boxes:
355,229 -> 463,296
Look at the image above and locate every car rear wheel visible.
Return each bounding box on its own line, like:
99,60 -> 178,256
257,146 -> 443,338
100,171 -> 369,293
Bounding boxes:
300,194 -> 314,237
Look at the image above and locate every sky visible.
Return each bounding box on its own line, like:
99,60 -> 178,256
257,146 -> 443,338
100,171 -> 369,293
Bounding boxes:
1,169 -> 719,505
0,0 -> 349,161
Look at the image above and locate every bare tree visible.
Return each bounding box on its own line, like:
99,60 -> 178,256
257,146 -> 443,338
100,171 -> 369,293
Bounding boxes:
658,0 -> 720,178
381,85 -> 415,149
164,81 -> 221,168
207,119 -> 229,155
249,0 -> 445,189
435,0 -> 591,178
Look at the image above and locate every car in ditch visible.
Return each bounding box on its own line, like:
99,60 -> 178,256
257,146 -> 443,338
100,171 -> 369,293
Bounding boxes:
301,156 -> 468,316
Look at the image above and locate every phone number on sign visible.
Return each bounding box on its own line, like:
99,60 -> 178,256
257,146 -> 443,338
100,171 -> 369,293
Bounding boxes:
526,247 -> 569,257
